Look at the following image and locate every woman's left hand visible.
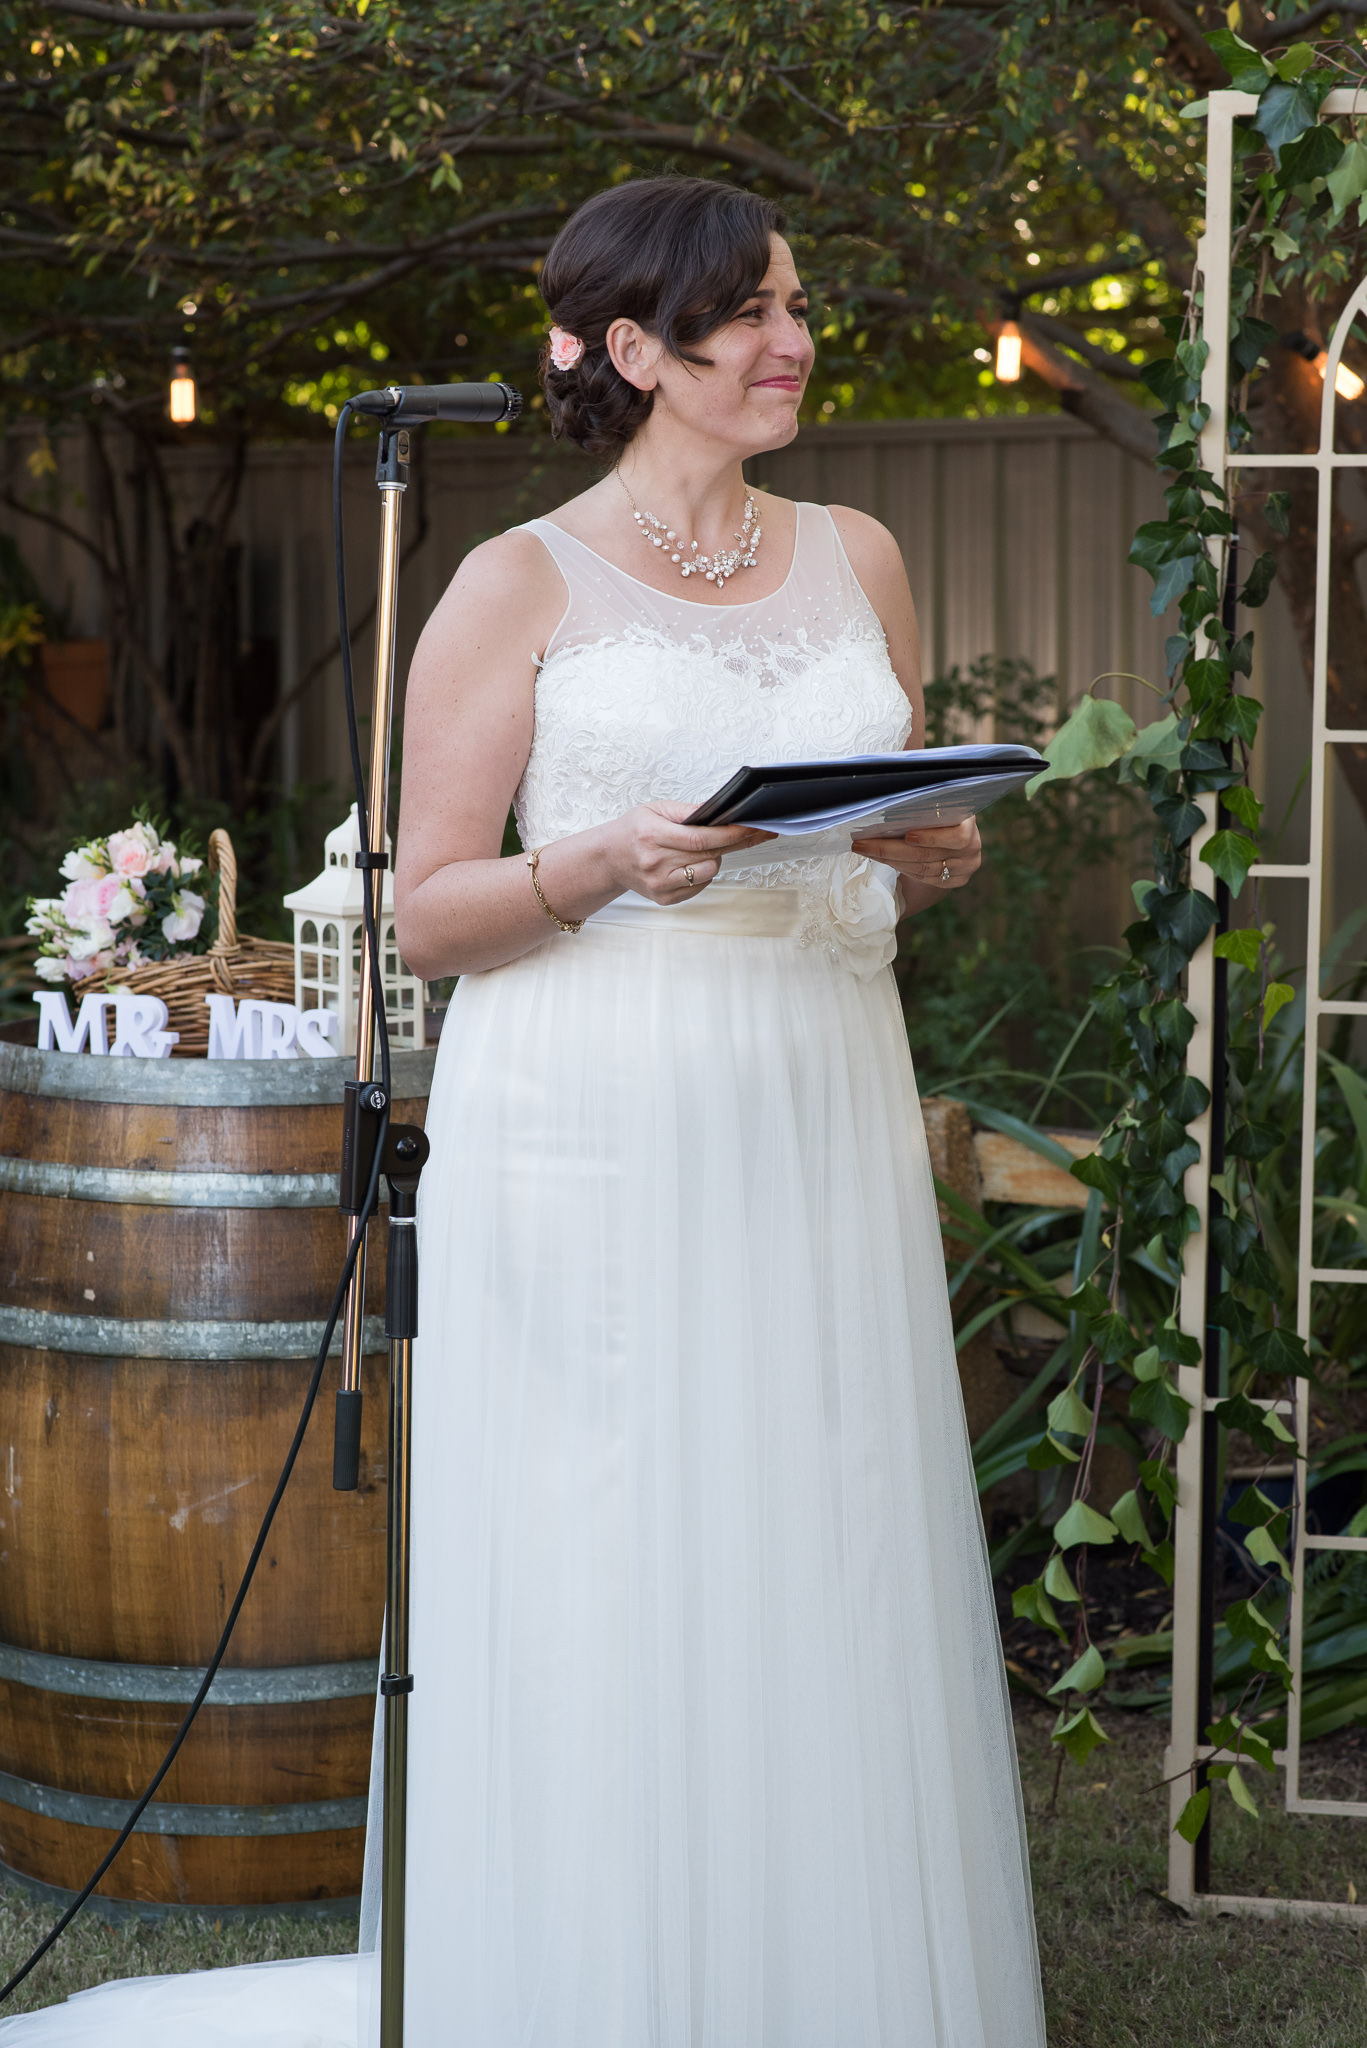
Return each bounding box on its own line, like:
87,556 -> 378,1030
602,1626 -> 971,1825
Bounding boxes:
850,815 -> 982,891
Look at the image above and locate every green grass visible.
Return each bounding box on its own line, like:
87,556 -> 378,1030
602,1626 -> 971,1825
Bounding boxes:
1018,1706 -> 1367,2047
0,1893 -> 357,2017
4,1717 -> 1367,2042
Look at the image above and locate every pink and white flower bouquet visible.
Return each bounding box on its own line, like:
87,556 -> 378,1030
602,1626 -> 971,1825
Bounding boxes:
27,816 -> 212,985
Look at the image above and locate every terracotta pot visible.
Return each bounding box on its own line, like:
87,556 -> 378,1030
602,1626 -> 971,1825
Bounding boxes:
37,640 -> 109,734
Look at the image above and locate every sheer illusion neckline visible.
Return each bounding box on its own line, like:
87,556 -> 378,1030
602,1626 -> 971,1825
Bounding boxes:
531,502 -> 803,613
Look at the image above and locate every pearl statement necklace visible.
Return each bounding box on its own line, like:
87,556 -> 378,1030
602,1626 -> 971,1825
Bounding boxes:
617,474 -> 762,586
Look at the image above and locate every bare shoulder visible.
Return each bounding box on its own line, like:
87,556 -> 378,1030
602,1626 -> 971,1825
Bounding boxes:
825,504 -> 921,703
440,527 -> 563,615
414,528 -> 565,676
826,505 -> 909,597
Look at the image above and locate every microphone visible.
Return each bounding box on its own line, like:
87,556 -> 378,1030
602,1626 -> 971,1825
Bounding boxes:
349,382 -> 522,426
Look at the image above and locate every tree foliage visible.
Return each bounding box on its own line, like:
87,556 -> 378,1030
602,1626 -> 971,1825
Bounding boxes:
7,0 -> 1367,814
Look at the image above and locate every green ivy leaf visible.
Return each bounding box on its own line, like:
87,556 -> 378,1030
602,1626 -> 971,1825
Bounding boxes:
1110,1487 -> 1153,1549
1248,1323 -> 1311,1377
1214,928 -> 1263,971
1070,1151 -> 1124,1204
1130,1373 -> 1193,1442
1264,490 -> 1291,537
1156,1320 -> 1202,1369
1219,693 -> 1263,745
1150,888 -> 1220,955
1223,785 -> 1263,830
1273,40 -> 1319,82
1201,829 -> 1259,894
1048,1385 -> 1094,1437
1132,1345 -> 1163,1382
1327,137 -> 1367,219
1254,81 -> 1318,162
1278,120 -> 1343,184
1208,1292 -> 1258,1344
1049,1643 -> 1107,1696
1263,980 -> 1295,1030
1245,1523 -> 1293,1582
1151,552 -> 1199,615
1054,1499 -> 1120,1549
1212,1392 -> 1295,1454
1174,1786 -> 1210,1842
1025,693 -> 1137,797
1207,1714 -> 1277,1774
1225,1118 -> 1282,1161
1206,28 -> 1272,94
1163,1071 -> 1212,1122
1053,1704 -> 1111,1765
1149,998 -> 1195,1053
1239,550 -> 1277,608
1043,1553 -> 1080,1602
1230,316 -> 1278,376
1140,1456 -> 1178,1518
1153,794 -> 1205,846
1229,1484 -> 1280,1528
1224,1596 -> 1292,1680
1142,1537 -> 1176,1586
1013,1578 -> 1064,1637
1027,1432 -> 1081,1469
1226,1763 -> 1261,1817
1089,1310 -> 1138,1364
1115,711 -> 1185,786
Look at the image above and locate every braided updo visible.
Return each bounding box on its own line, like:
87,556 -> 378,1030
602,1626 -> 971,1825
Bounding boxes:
539,177 -> 787,459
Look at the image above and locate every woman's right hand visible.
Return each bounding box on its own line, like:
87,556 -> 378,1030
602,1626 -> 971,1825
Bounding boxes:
599,802 -> 775,905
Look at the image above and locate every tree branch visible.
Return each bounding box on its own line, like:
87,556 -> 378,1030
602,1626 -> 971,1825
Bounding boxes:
1129,0 -> 1229,88
1071,120 -> 1195,290
1016,312 -> 1161,465
1026,312 -> 1144,380
47,0 -> 257,28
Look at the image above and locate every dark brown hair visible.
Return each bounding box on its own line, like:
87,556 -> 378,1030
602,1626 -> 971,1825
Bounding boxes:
539,177 -> 788,458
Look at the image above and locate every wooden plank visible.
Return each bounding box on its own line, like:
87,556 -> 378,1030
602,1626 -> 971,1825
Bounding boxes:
972,1128 -> 1095,1208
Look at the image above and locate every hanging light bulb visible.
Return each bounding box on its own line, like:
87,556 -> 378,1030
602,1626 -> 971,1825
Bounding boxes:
1283,330 -> 1364,403
169,347 -> 196,424
1312,349 -> 1365,402
995,321 -> 1023,383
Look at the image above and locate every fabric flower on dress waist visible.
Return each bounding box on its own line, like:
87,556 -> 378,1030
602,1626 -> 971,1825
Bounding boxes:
547,326 -> 586,371
818,855 -> 900,980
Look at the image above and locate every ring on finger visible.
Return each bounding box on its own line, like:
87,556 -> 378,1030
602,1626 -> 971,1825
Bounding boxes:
940,860 -> 951,883
683,865 -> 696,887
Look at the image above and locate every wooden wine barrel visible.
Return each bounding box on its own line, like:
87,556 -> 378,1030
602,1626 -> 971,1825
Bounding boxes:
0,1041 -> 435,1912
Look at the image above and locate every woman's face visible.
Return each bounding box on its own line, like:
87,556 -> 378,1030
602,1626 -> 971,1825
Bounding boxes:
611,235 -> 816,458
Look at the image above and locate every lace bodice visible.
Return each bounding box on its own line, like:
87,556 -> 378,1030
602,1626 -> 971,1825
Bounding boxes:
514,503 -> 914,975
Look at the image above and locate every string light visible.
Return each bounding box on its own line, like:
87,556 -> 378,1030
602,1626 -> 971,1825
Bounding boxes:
1313,350 -> 1365,403
1283,329 -> 1363,403
995,321 -> 1023,383
169,347 -> 196,425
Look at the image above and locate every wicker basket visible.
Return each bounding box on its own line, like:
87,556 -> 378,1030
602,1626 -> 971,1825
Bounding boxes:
100,829 -> 295,1057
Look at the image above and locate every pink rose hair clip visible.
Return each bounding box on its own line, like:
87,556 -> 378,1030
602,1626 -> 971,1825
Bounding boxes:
547,326 -> 586,371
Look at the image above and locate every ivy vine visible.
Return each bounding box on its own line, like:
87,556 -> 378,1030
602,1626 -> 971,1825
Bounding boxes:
1014,31 -> 1367,1835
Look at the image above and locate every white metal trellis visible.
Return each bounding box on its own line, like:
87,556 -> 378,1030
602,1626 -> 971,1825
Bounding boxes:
1167,87 -> 1367,1919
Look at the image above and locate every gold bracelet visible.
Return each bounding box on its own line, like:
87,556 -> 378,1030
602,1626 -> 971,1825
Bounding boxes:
527,846 -> 585,933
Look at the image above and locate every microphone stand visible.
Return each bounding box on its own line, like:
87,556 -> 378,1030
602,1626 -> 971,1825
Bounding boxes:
329,382 -> 520,2047
331,418 -> 429,2048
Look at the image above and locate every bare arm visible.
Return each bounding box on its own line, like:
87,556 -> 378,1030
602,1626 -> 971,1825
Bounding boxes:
393,532 -> 769,978
828,504 -> 981,915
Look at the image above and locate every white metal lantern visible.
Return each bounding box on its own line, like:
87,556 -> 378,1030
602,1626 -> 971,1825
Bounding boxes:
283,806 -> 425,1055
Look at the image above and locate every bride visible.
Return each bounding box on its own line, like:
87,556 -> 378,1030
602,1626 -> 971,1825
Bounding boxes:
0,176 -> 1045,2047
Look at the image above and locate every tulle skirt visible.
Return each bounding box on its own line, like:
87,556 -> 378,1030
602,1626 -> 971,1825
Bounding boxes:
1,916 -> 1044,2048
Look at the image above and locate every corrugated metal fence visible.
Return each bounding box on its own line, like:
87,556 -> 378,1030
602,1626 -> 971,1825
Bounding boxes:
5,415 -> 1358,962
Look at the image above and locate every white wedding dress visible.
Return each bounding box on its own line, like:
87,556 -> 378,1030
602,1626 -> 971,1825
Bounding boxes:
0,506 -> 1045,2048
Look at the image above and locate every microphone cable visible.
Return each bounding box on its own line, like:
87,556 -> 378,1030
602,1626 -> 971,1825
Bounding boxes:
0,400 -> 393,2006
